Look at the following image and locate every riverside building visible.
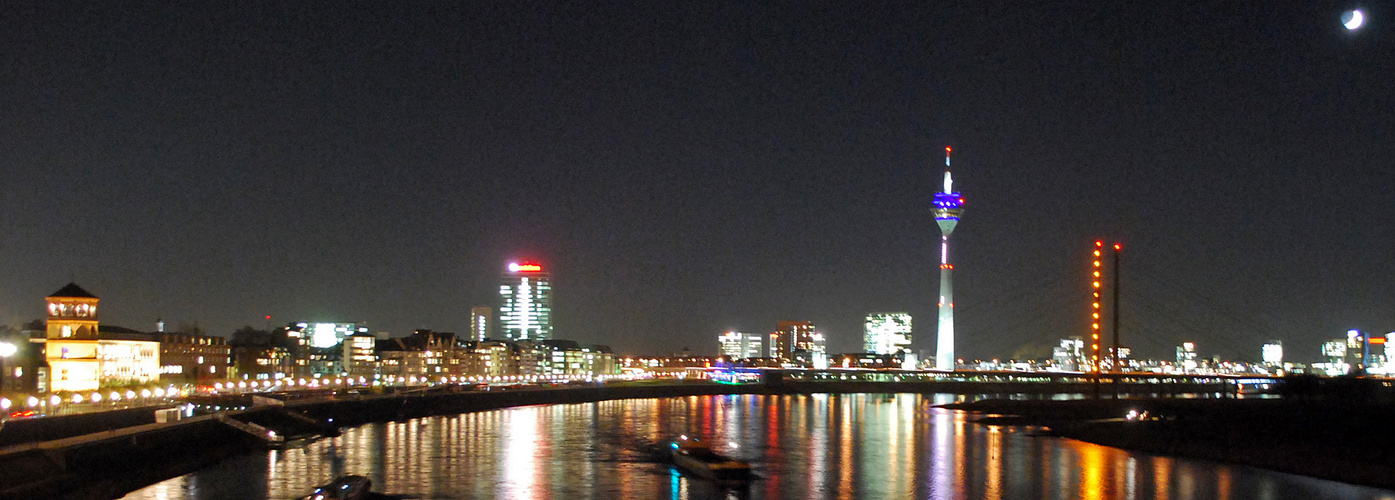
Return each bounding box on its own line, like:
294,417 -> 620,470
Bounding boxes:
863,313 -> 913,356
719,331 -> 764,360
498,262 -> 553,341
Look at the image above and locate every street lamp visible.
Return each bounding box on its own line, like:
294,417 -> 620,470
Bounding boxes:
0,341 -> 16,394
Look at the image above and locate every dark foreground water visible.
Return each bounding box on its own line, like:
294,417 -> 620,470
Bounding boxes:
124,393 -> 1395,500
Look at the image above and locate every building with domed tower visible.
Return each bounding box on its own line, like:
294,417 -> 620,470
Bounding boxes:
43,283 -> 160,392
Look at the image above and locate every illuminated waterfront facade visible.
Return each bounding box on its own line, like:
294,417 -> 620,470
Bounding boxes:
719,331 -> 764,360
770,321 -> 813,362
498,262 -> 552,341
293,322 -> 366,349
1176,342 -> 1198,373
1052,337 -> 1085,371
344,333 -> 378,377
44,284 -> 160,392
770,321 -> 825,367
932,147 -> 965,370
157,332 -> 229,383
45,283 -> 103,391
1262,341 -> 1283,366
863,312 -> 912,356
470,306 -> 492,341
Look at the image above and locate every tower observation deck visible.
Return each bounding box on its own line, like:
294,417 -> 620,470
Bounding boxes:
932,147 -> 965,370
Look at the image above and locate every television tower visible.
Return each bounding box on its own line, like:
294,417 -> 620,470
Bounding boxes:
933,146 -> 966,370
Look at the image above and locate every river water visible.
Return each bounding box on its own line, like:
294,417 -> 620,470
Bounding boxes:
124,393 -> 1395,500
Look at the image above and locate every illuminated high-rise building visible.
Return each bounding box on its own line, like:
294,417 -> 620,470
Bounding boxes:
719,331 -> 763,360
470,306 -> 492,341
1322,339 -> 1347,365
498,262 -> 552,341
770,321 -> 814,363
864,312 -> 912,356
1262,341 -> 1283,365
1176,341 -> 1198,373
932,146 -> 966,370
1052,337 -> 1085,372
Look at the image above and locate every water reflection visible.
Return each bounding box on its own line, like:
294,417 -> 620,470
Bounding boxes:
125,394 -> 1395,500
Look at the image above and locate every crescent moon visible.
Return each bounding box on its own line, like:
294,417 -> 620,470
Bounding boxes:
1343,9 -> 1365,30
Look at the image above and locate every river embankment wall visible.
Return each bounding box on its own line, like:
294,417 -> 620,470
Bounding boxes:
0,378 -> 1236,500
952,397 -> 1395,492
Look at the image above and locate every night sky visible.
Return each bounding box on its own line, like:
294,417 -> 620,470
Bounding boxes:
2,2 -> 1391,362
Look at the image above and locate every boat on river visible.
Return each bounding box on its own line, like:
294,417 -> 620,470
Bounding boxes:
301,475 -> 372,500
669,436 -> 752,483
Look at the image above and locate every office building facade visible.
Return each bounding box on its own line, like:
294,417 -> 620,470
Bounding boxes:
863,312 -> 913,356
719,331 -> 764,360
470,306 -> 492,341
498,262 -> 552,341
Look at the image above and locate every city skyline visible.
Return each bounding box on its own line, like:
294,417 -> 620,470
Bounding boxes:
10,277 -> 1395,371
1,3 -> 1390,360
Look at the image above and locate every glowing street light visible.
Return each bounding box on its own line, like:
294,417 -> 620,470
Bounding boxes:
0,341 -> 16,394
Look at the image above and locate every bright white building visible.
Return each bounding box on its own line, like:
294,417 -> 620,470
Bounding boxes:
719,331 -> 763,360
499,262 -> 552,341
863,312 -> 912,355
295,322 -> 366,349
1176,341 -> 1198,373
1262,341 -> 1283,365
1052,337 -> 1085,371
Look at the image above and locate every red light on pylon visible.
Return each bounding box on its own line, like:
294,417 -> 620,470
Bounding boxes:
1095,241 -> 1103,247
946,146 -> 952,153
1113,244 -> 1122,251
